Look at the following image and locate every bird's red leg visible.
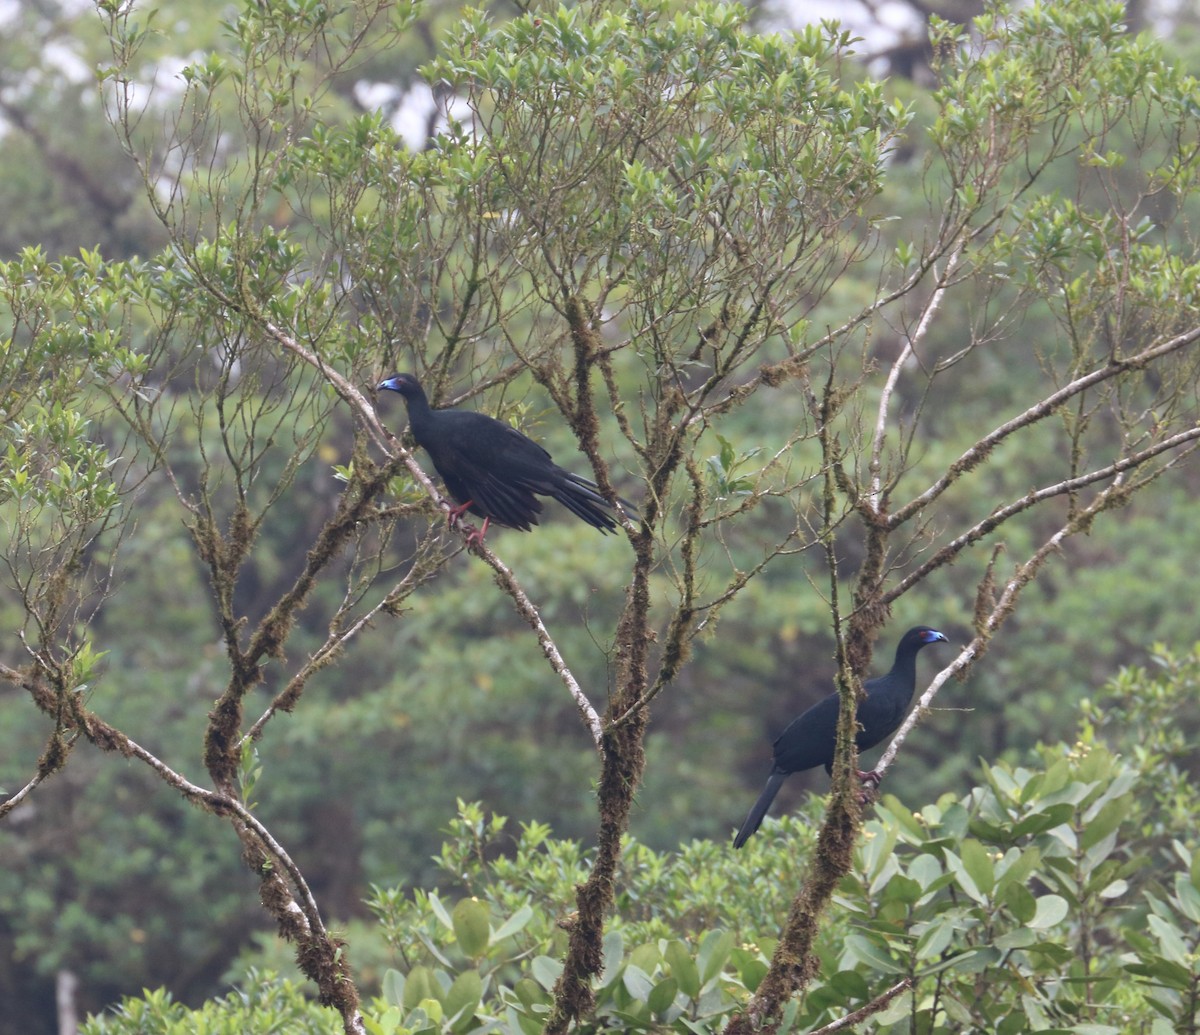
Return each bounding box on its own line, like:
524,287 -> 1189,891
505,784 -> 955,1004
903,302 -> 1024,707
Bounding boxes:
857,769 -> 883,804
464,516 -> 490,549
446,499 -> 474,527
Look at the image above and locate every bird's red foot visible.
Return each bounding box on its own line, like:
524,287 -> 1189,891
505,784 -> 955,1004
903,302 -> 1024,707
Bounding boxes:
464,516 -> 491,551
857,769 -> 883,805
446,499 -> 475,528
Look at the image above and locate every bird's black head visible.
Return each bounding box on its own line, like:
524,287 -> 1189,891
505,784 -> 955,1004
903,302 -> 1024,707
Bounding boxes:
907,626 -> 949,649
377,372 -> 423,397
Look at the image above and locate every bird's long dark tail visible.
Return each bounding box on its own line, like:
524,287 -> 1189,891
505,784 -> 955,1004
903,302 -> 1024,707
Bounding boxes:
733,770 -> 787,849
555,472 -> 637,532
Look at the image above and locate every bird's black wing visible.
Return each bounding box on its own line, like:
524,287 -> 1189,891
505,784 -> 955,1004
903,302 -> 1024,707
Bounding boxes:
465,470 -> 545,530
415,415 -> 543,529
771,692 -> 840,774
481,431 -> 626,532
854,688 -> 911,752
420,412 -> 631,531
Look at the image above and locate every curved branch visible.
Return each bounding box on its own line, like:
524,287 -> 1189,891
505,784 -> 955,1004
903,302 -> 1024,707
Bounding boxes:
880,424 -> 1200,607
886,326 -> 1200,529
0,764 -> 54,820
873,474 -> 1132,779
869,240 -> 965,508
810,978 -> 915,1034
119,733 -> 326,937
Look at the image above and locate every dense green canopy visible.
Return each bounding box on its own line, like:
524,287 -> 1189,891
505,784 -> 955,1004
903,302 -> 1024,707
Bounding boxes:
2,0 -> 1200,1031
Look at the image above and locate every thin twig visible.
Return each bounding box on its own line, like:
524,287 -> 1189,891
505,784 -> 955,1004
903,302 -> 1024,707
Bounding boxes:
869,240 -> 965,507
880,425 -> 1200,606
810,978 -> 915,1034
239,534 -> 445,748
0,767 -> 52,819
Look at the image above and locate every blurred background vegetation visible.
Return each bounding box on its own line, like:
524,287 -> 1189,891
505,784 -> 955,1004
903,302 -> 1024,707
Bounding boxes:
2,0 -> 1200,1031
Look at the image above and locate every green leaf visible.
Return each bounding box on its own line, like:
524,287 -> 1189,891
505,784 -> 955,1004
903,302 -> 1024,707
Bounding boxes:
877,795 -> 927,838
1080,796 -> 1129,851
630,942 -> 662,974
697,929 -> 734,985
600,930 -> 625,988
402,966 -> 442,1010
907,852 -> 943,889
623,964 -> 655,1002
914,914 -> 958,961
961,839 -> 996,896
664,940 -> 700,999
1147,914 -> 1190,964
531,956 -> 562,992
995,846 -> 1041,894
1124,956 -> 1194,991
1003,881 -> 1037,924
1012,803 -> 1076,838
452,897 -> 491,958
881,874 -> 923,905
738,957 -> 768,993
1099,878 -> 1128,900
828,970 -> 869,1000
843,934 -> 905,975
1028,895 -> 1069,930
445,969 -> 483,1031
491,903 -> 534,943
513,977 -> 549,1010
381,968 -> 405,1007
1174,872 -> 1200,923
944,848 -> 986,904
994,928 -> 1037,951
417,997 -> 444,1023
647,976 -> 678,1015
922,946 -> 1001,975
428,891 -> 454,930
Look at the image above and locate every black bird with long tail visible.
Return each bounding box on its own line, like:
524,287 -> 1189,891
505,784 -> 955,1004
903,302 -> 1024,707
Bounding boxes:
733,625 -> 948,848
377,373 -> 633,543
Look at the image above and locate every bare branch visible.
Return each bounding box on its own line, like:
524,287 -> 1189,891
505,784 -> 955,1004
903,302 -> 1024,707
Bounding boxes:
266,322 -> 398,458
0,765 -> 54,820
880,424 -> 1200,607
869,239 -> 965,507
810,978 -> 915,1034
474,546 -> 605,747
873,474 -> 1132,779
887,326 -> 1200,529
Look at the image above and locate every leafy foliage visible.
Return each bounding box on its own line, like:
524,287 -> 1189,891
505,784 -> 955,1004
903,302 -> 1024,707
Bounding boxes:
6,0 -> 1200,1031
87,682 -> 1200,1033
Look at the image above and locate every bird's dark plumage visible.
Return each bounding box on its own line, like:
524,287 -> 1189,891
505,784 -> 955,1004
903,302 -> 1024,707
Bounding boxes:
377,373 -> 632,539
733,625 -> 948,849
